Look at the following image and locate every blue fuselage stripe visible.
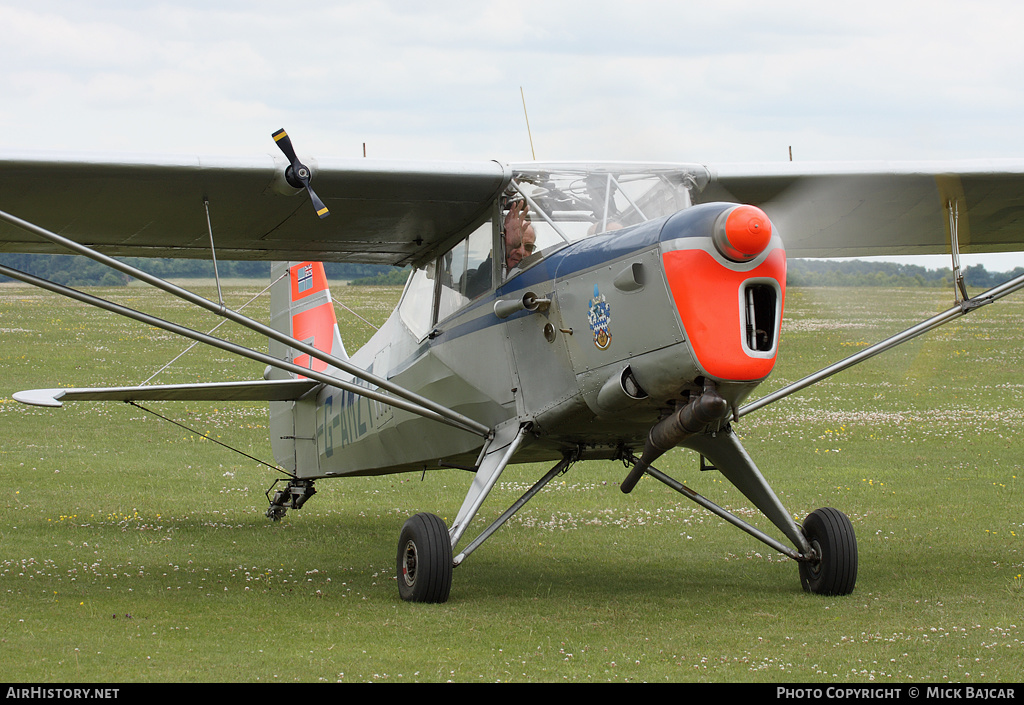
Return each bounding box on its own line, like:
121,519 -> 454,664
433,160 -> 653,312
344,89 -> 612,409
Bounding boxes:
429,204 -> 726,346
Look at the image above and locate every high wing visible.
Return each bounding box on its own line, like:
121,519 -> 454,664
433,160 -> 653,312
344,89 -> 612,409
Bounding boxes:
13,379 -> 319,408
700,159 -> 1024,258
0,150 -> 511,267
4,151 -> 1024,264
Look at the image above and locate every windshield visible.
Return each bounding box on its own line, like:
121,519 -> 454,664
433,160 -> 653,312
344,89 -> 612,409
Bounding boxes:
396,163 -> 712,340
507,164 -> 709,256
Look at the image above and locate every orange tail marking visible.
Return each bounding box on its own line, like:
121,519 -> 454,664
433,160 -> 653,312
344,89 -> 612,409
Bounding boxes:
289,262 -> 339,375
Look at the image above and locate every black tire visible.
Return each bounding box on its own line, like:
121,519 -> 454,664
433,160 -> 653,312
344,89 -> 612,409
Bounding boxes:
397,513 -> 453,603
799,507 -> 857,596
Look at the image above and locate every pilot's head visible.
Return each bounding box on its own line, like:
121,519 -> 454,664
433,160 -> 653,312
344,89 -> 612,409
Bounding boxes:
504,200 -> 536,271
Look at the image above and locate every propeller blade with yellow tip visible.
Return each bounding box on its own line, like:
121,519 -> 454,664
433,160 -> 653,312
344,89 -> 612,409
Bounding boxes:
272,128 -> 330,219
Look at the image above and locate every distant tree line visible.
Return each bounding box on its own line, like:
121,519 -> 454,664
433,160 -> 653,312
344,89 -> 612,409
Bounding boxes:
347,268 -> 412,285
2,253 -> 1022,289
786,259 -> 1024,289
0,254 -> 401,287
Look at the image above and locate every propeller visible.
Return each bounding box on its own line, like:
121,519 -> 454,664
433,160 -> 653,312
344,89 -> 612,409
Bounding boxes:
716,170 -> 946,258
272,128 -> 330,219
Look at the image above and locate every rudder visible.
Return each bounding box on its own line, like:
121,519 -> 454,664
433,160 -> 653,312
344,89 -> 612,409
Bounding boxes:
269,261 -> 349,378
268,261 -> 347,475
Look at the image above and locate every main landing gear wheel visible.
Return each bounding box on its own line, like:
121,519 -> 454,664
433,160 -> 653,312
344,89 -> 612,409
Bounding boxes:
397,513 -> 453,603
799,507 -> 858,596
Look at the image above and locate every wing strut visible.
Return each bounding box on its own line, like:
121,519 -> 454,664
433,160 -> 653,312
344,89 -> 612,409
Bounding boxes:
948,199 -> 970,304
204,198 -> 226,310
0,262 -> 486,438
738,268 -> 1024,417
0,207 -> 491,438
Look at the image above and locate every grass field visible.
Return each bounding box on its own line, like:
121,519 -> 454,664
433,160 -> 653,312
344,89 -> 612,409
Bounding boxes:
1,281 -> 1021,683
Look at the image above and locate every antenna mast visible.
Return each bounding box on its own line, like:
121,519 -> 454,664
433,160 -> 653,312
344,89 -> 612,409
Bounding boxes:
520,86 -> 536,160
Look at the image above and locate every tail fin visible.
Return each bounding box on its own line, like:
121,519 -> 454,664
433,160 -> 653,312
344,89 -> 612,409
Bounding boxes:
269,261 -> 346,475
269,261 -> 349,379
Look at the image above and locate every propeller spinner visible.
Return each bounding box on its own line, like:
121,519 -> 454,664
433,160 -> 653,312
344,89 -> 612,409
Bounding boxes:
272,129 -> 330,219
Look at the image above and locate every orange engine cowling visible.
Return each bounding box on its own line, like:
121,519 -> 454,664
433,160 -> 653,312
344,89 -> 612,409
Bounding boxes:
661,204 -> 785,383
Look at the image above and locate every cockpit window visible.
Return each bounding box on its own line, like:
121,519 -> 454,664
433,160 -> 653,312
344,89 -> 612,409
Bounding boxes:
437,221 -> 493,322
507,166 -> 703,245
398,220 -> 495,339
398,165 -> 708,340
397,265 -> 435,340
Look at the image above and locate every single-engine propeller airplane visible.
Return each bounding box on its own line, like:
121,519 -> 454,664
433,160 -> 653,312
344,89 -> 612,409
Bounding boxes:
3,131 -> 1024,602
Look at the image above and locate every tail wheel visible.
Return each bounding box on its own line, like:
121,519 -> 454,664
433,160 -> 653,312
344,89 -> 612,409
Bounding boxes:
397,513 -> 453,603
799,507 -> 857,596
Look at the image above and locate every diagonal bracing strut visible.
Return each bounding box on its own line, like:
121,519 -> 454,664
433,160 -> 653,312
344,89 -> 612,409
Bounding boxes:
0,207 -> 490,438
738,269 -> 1024,418
0,263 -> 483,435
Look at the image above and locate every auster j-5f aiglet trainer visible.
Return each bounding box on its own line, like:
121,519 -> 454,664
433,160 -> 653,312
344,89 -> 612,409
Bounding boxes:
4,130 -> 1024,602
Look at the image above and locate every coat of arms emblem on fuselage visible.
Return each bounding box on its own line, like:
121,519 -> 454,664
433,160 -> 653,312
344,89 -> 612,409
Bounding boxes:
588,284 -> 611,350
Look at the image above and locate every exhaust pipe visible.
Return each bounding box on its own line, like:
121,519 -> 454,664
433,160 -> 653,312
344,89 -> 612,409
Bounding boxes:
621,380 -> 730,494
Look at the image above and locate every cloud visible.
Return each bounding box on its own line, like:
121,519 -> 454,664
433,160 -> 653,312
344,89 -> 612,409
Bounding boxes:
2,0 -> 1024,165
3,1 -> 1024,266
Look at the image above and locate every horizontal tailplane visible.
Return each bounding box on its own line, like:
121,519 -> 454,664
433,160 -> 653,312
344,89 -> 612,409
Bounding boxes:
14,379 -> 319,407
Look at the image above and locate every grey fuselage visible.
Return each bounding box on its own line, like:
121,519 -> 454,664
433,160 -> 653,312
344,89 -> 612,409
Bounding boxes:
279,201 -> 786,479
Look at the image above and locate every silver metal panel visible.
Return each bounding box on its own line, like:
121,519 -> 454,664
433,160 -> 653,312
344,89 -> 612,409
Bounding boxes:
557,248 -> 681,375
503,293 -> 578,424
293,396 -> 321,479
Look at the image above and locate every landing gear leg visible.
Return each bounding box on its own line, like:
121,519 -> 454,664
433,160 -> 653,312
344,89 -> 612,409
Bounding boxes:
395,421 -> 533,603
799,507 -> 858,596
677,428 -> 858,595
265,478 -> 316,521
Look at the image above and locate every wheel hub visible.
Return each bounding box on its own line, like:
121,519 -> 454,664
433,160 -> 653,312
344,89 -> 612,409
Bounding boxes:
401,540 -> 419,587
803,538 -> 823,578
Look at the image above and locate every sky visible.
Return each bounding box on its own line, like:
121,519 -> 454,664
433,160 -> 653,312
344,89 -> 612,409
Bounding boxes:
4,0 -> 1024,270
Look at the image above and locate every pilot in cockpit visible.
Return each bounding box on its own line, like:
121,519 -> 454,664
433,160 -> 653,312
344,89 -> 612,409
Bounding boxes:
463,199 -> 537,299
503,199 -> 537,275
